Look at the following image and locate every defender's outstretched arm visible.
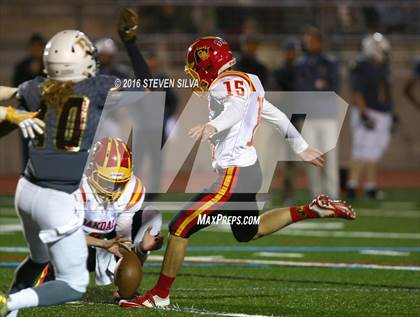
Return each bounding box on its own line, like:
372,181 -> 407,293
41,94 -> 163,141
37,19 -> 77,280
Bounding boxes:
118,8 -> 152,81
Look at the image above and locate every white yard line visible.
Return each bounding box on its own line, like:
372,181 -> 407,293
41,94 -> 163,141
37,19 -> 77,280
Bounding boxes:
276,229 -> 420,240
173,287 -> 420,292
0,246 -> 28,252
358,209 -> 420,218
204,225 -> 420,240
67,301 -> 276,317
360,250 -> 411,256
166,306 -> 276,317
254,252 -> 304,258
0,224 -> 22,233
1,221 -> 419,240
287,222 -> 344,229
146,255 -> 420,271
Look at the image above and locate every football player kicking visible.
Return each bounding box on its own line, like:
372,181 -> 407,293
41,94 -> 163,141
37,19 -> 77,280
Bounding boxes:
37,137 -> 163,296
0,15 -> 150,316
120,36 -> 356,309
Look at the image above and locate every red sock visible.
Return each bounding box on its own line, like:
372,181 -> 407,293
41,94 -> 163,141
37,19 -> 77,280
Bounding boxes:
153,273 -> 175,298
290,204 -> 319,222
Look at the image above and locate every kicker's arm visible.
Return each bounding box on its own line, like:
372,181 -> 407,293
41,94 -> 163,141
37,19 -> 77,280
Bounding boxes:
261,98 -> 308,154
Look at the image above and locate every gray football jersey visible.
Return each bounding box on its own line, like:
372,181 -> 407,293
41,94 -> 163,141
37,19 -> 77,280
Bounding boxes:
17,75 -> 117,193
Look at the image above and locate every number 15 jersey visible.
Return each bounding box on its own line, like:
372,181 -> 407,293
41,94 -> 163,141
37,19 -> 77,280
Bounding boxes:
17,75 -> 117,193
207,71 -> 308,170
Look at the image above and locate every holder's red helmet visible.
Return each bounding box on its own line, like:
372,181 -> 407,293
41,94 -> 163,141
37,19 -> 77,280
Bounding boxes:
185,36 -> 236,92
86,137 -> 132,202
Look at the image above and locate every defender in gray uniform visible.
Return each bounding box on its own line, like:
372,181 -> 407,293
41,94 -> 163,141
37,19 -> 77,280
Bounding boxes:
0,30 -> 124,317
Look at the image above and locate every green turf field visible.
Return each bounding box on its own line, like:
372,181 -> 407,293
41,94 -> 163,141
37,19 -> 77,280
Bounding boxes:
1,190 -> 420,316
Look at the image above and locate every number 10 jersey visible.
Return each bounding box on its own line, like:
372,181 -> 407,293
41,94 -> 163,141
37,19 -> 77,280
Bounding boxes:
17,75 -> 117,193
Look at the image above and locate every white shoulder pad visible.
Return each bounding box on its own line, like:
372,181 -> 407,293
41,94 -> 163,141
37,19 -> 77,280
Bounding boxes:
118,175 -> 145,212
209,71 -> 256,101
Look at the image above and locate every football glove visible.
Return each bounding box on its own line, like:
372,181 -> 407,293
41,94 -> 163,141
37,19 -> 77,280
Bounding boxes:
360,111 -> 375,130
118,8 -> 139,41
0,106 -> 45,139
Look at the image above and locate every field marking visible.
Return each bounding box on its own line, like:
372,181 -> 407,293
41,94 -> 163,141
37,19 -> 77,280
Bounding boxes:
0,224 -> 22,233
186,246 -> 420,253
358,209 -> 420,218
173,287 -> 420,293
276,229 -> 420,240
2,245 -> 420,253
204,225 -> 420,240
145,255 -> 420,271
287,222 -> 344,229
254,252 -> 304,258
360,250 -> 411,257
2,257 -> 419,271
167,306 -> 276,317
67,301 -> 276,317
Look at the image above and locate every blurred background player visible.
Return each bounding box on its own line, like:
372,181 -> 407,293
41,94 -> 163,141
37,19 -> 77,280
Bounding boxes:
131,49 -> 180,200
145,49 -> 179,142
273,38 -> 301,204
404,57 -> 420,111
12,34 -> 45,87
12,33 -> 45,171
346,33 -> 392,200
95,38 -> 132,78
236,35 -> 268,86
294,26 -> 340,199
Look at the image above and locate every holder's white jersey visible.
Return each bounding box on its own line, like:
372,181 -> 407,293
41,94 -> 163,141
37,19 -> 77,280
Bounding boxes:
208,71 -> 308,170
75,175 -> 145,239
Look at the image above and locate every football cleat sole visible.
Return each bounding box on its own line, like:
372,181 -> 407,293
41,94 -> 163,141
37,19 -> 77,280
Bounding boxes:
119,294 -> 170,308
310,195 -> 356,220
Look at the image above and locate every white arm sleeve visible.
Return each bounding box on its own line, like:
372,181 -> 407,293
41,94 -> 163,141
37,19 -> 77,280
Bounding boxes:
116,212 -> 135,240
0,86 -> 17,101
261,99 -> 308,154
0,106 -> 7,122
208,95 -> 247,132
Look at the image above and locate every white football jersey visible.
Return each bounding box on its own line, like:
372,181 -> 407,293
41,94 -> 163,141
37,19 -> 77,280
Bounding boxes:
75,174 -> 145,239
208,71 -> 308,170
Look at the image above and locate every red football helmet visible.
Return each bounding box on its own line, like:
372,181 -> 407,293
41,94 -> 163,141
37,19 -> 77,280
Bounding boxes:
185,36 -> 236,92
87,137 -> 132,202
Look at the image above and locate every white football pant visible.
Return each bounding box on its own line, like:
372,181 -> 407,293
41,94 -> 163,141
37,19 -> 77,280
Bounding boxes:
15,177 -> 89,293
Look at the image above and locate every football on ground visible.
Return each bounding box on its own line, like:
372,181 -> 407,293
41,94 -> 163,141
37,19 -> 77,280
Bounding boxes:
114,251 -> 143,299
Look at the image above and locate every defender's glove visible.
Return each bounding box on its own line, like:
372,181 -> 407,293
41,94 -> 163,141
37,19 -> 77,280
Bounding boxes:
0,106 -> 45,139
360,112 -> 375,130
118,8 -> 139,41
